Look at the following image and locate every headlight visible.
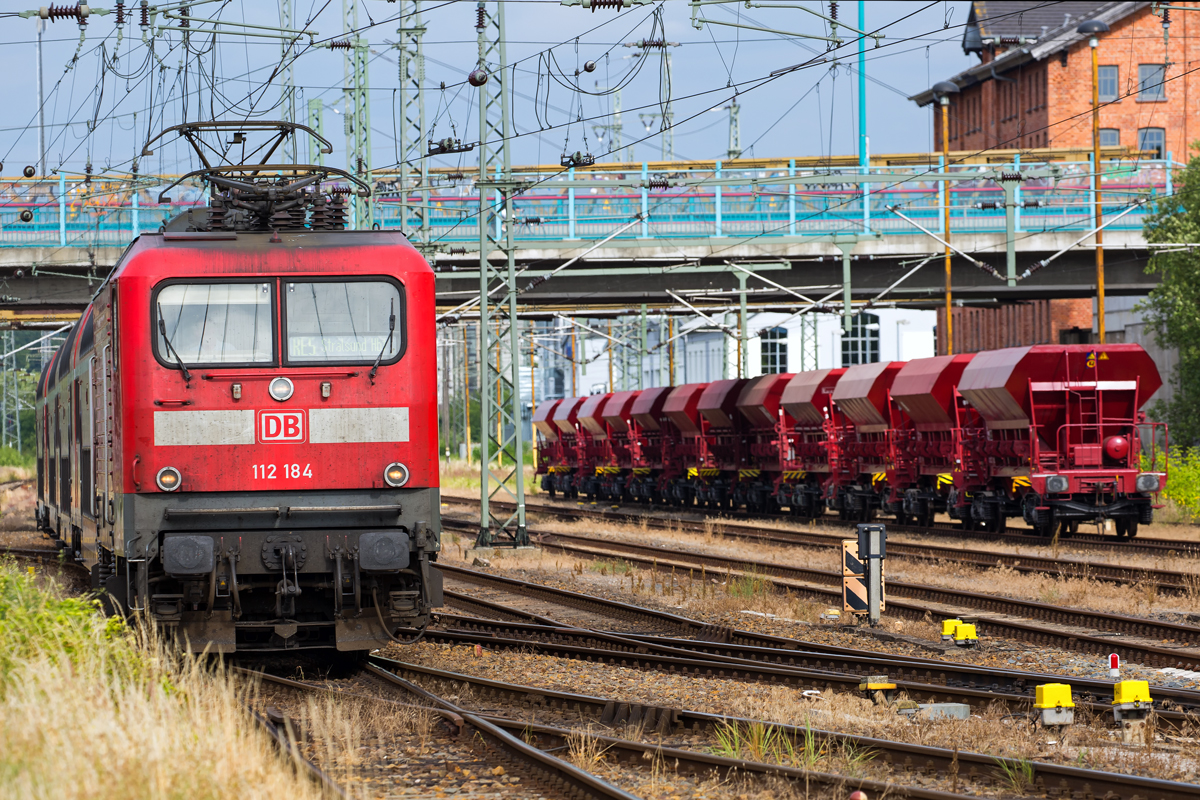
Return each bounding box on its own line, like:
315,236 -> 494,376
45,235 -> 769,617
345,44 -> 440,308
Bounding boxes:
384,462 -> 410,487
1136,473 -> 1161,493
156,466 -> 182,492
268,376 -> 294,401
1044,475 -> 1069,494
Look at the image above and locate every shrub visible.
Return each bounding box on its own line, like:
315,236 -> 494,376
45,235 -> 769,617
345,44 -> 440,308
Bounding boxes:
1146,446 -> 1200,522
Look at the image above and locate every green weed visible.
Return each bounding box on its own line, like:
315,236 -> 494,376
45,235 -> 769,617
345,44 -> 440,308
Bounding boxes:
727,572 -> 772,599
995,756 -> 1036,793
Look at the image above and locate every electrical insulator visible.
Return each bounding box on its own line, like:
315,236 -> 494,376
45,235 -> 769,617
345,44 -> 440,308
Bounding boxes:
468,68 -> 488,87
586,0 -> 629,10
583,60 -> 596,73
829,1 -> 838,21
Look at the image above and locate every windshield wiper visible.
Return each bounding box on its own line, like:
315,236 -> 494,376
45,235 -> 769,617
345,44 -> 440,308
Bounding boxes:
368,299 -> 396,383
157,304 -> 193,384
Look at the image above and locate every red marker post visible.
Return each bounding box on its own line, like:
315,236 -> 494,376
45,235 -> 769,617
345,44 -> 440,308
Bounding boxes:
1110,653 -> 1120,680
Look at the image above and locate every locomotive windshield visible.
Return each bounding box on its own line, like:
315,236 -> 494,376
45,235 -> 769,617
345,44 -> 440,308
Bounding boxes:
284,280 -> 404,364
155,282 -> 274,365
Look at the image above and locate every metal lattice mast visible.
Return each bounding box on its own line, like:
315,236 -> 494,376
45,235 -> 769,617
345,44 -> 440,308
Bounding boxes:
397,1 -> 429,246
798,314 -> 818,370
280,0 -> 296,161
342,0 -> 372,228
726,97 -> 741,160
307,98 -> 324,166
1,331 -> 19,452
475,0 -> 527,547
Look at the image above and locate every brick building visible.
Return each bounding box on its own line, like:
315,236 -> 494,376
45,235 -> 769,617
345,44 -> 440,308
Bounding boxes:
913,1 -> 1193,355
913,1 -> 1195,157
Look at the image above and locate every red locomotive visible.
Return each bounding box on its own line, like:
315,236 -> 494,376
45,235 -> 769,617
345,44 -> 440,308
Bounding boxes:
34,122 -> 443,653
535,344 -> 1167,538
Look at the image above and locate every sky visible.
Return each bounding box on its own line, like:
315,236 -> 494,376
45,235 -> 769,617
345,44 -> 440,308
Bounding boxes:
0,1 -> 983,177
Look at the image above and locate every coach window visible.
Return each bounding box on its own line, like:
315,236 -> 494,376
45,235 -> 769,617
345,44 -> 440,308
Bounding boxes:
75,377 -> 92,518
154,282 -> 274,366
283,280 -> 405,365
50,398 -> 59,505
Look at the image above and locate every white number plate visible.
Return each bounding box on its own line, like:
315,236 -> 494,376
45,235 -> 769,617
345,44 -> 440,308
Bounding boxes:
252,463 -> 313,480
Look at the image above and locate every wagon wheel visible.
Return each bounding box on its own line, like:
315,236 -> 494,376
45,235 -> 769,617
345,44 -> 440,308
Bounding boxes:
1115,519 -> 1138,538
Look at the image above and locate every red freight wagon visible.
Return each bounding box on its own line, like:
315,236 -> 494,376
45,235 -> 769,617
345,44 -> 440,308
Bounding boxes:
778,367 -> 846,519
543,396 -> 586,497
955,344 -> 1166,537
532,398 -> 565,478
691,378 -> 751,508
662,383 -> 709,506
627,386 -> 673,502
596,390 -> 641,498
888,354 -> 976,527
576,392 -> 625,500
829,361 -> 905,520
735,373 -> 794,511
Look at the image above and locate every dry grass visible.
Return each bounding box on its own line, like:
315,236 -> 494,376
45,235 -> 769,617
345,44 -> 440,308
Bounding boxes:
0,466 -> 31,484
566,725 -> 612,772
439,459 -> 538,495
0,561 -> 323,800
269,689 -> 440,791
726,685 -> 1200,783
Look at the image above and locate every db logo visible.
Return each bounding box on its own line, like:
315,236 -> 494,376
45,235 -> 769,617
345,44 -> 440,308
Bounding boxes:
259,411 -> 306,442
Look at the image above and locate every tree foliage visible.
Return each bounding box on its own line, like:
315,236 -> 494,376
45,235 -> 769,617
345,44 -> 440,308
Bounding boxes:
1140,152 -> 1200,446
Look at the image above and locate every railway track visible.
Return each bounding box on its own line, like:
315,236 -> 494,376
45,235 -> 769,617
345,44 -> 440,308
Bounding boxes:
371,655 -> 1200,800
249,663 -> 961,799
247,705 -> 346,798
246,665 -> 641,800
518,530 -> 1200,670
0,544 -> 87,576
437,564 -> 1200,721
442,512 -> 1200,666
451,494 -> 1200,559
480,496 -> 1200,594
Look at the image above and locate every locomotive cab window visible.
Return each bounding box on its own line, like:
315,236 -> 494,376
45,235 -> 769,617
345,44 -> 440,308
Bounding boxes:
154,282 -> 274,367
284,280 -> 405,365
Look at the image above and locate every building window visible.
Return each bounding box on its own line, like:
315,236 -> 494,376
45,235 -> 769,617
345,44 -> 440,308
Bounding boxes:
841,313 -> 880,366
1138,64 -> 1166,100
1098,66 -> 1118,102
760,327 -> 787,374
1138,128 -> 1165,158
1099,128 -> 1120,147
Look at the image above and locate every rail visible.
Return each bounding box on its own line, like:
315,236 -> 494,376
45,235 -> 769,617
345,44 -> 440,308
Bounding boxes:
0,155 -> 1178,250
